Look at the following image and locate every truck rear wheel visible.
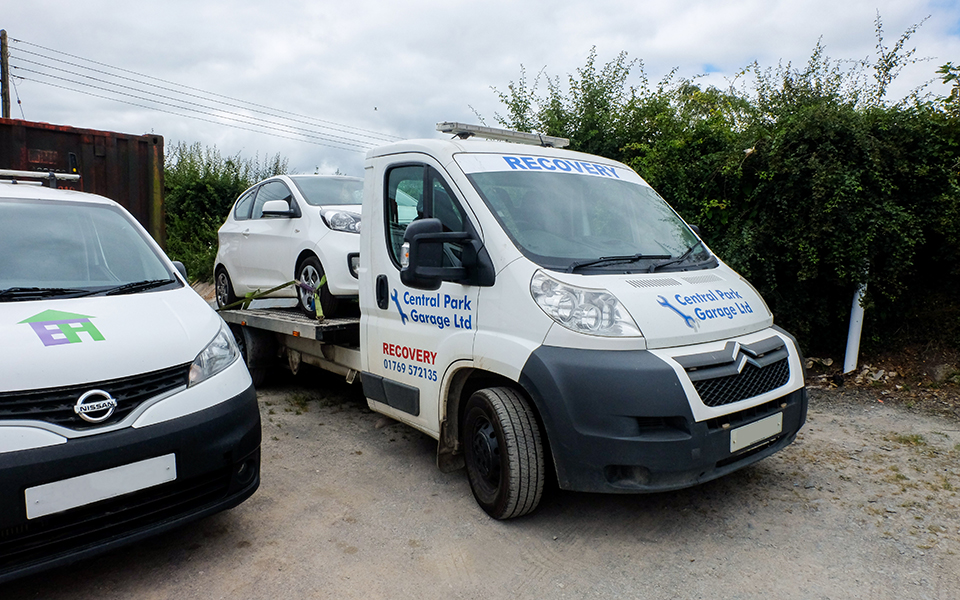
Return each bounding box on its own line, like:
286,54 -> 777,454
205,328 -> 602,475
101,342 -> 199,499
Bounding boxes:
462,387 -> 545,519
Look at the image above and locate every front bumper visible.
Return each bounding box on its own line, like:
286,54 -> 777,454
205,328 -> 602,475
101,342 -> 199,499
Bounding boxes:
518,344 -> 807,494
0,384 -> 261,584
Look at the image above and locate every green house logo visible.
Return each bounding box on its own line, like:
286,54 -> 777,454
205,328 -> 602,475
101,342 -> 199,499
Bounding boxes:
19,310 -> 105,347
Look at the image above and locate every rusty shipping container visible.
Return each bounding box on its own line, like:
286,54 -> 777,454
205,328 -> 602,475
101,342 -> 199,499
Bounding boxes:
0,118 -> 165,248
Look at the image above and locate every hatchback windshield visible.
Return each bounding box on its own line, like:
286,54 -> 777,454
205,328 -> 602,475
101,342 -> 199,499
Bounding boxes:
0,198 -> 178,300
290,176 -> 363,206
463,163 -> 713,273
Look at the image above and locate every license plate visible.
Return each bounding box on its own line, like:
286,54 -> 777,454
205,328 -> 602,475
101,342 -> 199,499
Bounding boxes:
25,454 -> 177,520
730,413 -> 783,453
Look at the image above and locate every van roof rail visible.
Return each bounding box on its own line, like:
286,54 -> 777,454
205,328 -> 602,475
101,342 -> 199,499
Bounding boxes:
436,122 -> 570,148
0,169 -> 81,189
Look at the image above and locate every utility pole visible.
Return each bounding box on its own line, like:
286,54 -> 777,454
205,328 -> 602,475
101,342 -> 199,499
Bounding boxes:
1,30 -> 10,118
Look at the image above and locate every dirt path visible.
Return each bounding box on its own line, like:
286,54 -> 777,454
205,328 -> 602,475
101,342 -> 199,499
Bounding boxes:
5,370 -> 960,599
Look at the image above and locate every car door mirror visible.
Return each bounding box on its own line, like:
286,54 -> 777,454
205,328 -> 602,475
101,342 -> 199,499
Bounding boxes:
400,218 -> 495,290
261,199 -> 296,218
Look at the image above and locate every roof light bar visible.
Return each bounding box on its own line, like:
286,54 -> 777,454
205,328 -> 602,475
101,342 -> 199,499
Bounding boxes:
437,122 -> 570,148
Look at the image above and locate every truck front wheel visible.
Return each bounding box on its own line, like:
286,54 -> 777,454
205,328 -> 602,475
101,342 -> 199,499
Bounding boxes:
462,387 -> 545,519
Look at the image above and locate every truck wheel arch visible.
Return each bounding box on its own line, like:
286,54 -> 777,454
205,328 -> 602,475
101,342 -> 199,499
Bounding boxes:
437,367 -> 555,482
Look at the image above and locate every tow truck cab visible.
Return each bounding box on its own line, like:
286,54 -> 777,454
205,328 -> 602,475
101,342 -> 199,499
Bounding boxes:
356,123 -> 807,519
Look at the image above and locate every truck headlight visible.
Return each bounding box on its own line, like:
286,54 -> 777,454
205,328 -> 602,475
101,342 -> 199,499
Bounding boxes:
530,270 -> 642,337
321,209 -> 361,233
189,322 -> 240,387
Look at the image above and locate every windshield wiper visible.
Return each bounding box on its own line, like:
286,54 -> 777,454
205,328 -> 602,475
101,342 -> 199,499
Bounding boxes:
648,240 -> 706,273
103,279 -> 176,296
568,253 -> 671,273
0,287 -> 97,301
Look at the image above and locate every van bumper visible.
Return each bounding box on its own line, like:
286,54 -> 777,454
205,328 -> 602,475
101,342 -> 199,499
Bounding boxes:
518,346 -> 807,494
0,384 -> 260,584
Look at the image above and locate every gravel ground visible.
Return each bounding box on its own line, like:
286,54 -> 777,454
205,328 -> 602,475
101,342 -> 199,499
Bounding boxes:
5,367 -> 960,599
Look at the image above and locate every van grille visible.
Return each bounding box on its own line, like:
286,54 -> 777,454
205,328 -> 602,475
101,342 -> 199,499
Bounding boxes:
0,364 -> 190,430
674,336 -> 791,408
693,359 -> 790,407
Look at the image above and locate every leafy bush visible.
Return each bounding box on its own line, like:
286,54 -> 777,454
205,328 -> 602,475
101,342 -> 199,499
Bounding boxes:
490,20 -> 960,355
164,142 -> 287,282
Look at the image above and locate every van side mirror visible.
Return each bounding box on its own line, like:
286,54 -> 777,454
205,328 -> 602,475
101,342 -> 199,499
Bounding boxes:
400,218 -> 495,290
689,224 -> 702,238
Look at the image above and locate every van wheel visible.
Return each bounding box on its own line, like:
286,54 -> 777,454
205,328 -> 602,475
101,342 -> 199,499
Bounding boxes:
215,267 -> 237,308
297,256 -> 338,318
463,387 -> 545,519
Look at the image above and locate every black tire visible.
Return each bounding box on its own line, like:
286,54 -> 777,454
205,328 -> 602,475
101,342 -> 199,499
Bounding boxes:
463,387 -> 545,519
296,256 -> 339,318
229,325 -> 267,387
215,266 -> 238,308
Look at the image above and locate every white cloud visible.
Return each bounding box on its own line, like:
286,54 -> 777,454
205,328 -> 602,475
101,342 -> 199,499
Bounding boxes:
4,0 -> 958,175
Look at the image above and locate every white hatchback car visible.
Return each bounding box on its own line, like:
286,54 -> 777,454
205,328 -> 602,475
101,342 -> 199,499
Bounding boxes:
215,175 -> 362,317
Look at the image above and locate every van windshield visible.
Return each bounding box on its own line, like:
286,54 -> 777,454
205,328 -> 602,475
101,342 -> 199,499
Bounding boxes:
464,168 -> 714,273
0,198 -> 179,300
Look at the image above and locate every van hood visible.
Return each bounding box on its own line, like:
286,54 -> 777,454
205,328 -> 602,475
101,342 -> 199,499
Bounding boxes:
599,263 -> 773,349
1,287 -> 221,392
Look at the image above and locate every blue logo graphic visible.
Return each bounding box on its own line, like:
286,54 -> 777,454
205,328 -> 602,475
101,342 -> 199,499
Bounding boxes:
657,295 -> 698,330
390,289 -> 409,325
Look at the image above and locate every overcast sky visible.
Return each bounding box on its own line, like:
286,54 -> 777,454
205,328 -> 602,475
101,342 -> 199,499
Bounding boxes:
5,1 -> 960,176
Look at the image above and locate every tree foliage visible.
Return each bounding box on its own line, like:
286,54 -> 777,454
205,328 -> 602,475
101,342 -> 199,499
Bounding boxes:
490,20 -> 960,355
164,142 -> 287,281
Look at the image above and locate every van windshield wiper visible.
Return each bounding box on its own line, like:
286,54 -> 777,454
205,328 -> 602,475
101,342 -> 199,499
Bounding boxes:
568,253 -> 671,273
648,241 -> 705,272
0,287 -> 97,301
103,279 -> 176,296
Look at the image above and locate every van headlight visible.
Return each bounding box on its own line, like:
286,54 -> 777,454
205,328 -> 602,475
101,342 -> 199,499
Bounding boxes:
321,209 -> 361,233
530,270 -> 643,337
189,322 -> 240,387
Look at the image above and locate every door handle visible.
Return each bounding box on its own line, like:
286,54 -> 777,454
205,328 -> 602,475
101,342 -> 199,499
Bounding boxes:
242,229 -> 250,237
376,274 -> 389,310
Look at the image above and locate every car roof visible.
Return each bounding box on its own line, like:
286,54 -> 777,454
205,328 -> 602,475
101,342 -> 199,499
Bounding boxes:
0,180 -> 117,206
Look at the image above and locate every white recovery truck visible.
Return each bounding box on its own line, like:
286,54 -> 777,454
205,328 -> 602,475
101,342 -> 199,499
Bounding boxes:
219,122 -> 808,519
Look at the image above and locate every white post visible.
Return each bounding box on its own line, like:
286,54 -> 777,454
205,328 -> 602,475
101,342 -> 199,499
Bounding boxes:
843,284 -> 867,374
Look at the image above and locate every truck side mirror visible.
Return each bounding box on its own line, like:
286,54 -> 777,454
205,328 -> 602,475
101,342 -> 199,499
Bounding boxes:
689,224 -> 702,238
400,218 -> 495,290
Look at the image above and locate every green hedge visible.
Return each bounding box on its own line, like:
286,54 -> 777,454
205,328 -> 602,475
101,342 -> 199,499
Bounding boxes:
164,142 -> 287,282
491,32 -> 960,355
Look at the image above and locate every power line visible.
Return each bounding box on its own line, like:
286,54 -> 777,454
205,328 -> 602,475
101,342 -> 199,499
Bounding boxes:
12,74 -> 366,152
7,37 -> 403,148
11,57 -> 378,148
11,46 -> 399,143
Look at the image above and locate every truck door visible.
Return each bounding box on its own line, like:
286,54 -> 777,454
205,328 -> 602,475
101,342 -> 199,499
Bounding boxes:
361,159 -> 480,436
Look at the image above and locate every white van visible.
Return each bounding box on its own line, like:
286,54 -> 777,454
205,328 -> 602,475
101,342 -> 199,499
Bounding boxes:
0,172 -> 260,582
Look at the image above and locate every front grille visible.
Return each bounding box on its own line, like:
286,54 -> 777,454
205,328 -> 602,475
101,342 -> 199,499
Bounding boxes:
0,468 -> 232,573
693,358 -> 790,407
0,364 -> 190,430
674,336 -> 792,408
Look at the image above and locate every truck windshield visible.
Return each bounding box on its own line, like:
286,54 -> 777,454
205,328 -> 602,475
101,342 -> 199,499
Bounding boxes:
465,169 -> 714,273
0,198 -> 178,300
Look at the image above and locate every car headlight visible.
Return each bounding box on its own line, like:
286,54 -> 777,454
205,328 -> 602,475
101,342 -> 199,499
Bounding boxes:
530,270 -> 643,337
189,321 -> 240,387
321,209 -> 361,233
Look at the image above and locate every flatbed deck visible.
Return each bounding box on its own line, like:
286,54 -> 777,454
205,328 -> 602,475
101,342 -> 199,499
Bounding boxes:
219,307 -> 360,344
